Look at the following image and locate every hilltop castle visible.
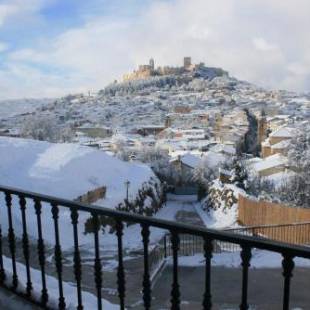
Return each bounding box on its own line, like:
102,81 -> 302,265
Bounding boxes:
123,57 -> 205,81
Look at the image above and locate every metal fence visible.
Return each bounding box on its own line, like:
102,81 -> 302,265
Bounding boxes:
0,185 -> 309,310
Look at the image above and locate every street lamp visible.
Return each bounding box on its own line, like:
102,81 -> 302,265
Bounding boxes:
124,180 -> 130,202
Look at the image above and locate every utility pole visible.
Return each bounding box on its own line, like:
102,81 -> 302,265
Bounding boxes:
124,180 -> 130,202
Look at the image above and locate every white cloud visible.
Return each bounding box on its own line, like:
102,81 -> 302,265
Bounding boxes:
0,4 -> 18,26
1,0 -> 310,98
253,38 -> 277,51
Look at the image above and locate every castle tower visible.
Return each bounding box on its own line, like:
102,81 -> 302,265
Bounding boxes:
149,58 -> 155,71
184,57 -> 191,69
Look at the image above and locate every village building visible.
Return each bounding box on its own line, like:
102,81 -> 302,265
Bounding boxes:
170,153 -> 201,185
136,125 -> 166,136
261,126 -> 295,158
251,153 -> 289,177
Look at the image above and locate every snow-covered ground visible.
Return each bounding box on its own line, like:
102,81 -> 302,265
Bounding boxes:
170,250 -> 310,269
194,202 -> 238,229
195,181 -> 246,229
2,255 -> 118,310
0,137 -> 156,204
65,195 -> 199,265
0,137 -> 159,251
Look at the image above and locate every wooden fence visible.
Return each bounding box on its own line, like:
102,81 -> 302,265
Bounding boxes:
238,195 -> 310,245
227,223 -> 310,246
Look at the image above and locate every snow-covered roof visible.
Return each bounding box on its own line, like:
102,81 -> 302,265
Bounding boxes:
269,127 -> 295,138
138,125 -> 165,129
0,137 -> 155,208
245,157 -> 263,171
209,143 -> 236,155
252,153 -> 288,172
180,153 -> 201,169
202,151 -> 226,169
170,153 -> 201,169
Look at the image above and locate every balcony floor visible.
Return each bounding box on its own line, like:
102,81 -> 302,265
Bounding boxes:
151,265 -> 310,309
0,288 -> 41,310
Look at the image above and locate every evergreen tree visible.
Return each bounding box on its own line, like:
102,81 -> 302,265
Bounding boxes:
230,157 -> 248,190
279,126 -> 310,208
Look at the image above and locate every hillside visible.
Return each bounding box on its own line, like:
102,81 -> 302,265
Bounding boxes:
1,63 -> 309,138
5,78 -> 310,140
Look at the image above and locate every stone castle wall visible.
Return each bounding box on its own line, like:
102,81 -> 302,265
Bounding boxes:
123,57 -> 193,82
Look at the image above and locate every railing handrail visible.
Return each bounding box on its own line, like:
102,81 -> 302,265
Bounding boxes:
1,184 -> 310,259
225,222 -> 310,231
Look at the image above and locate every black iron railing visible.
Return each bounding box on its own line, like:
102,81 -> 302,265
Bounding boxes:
161,223 -> 310,257
0,185 -> 309,310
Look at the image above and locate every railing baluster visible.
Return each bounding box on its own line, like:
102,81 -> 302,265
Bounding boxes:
170,231 -> 180,310
51,203 -> 66,309
203,237 -> 213,310
116,220 -> 125,310
240,245 -> 252,310
141,224 -> 151,309
34,199 -> 48,306
5,192 -> 18,290
19,195 -> 32,296
164,234 -> 167,258
282,254 -> 295,310
92,213 -> 102,310
70,208 -> 83,310
0,196 -> 6,285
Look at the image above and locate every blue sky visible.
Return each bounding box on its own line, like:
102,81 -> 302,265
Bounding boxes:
0,0 -> 310,99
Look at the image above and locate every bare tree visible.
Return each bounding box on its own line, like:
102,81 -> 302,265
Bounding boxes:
21,115 -> 73,143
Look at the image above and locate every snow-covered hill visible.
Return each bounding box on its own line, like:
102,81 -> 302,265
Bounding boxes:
2,66 -> 310,136
0,98 -> 53,120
